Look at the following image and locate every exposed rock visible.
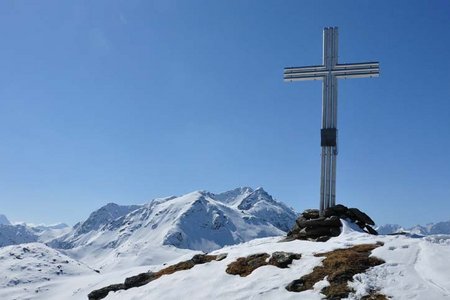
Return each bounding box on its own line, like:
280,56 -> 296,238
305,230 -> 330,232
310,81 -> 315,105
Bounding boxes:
87,284 -> 125,300
226,251 -> 301,277
285,243 -> 385,299
297,216 -> 340,228
361,292 -> 389,300
287,204 -> 378,242
268,252 -> 302,269
226,253 -> 269,277
302,209 -> 320,219
215,253 -> 228,261
123,272 -> 157,289
88,253 -> 226,300
348,208 -> 375,226
324,204 -> 348,216
365,225 -> 378,235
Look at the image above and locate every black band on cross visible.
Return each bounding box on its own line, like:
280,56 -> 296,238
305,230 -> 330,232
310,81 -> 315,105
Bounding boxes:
321,128 -> 337,147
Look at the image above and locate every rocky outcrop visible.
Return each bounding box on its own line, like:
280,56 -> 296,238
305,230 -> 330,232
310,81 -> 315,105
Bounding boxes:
226,251 -> 301,277
286,243 -> 385,299
286,205 -> 378,242
88,253 -> 227,300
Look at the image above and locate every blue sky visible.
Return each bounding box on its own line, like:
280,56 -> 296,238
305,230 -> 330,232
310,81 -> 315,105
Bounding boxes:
0,1 -> 449,227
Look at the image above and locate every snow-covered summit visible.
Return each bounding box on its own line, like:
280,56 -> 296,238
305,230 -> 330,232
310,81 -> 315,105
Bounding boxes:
50,187 -> 296,270
74,203 -> 142,235
212,186 -> 254,205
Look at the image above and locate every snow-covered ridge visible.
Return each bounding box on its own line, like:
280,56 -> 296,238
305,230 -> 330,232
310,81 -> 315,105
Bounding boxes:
46,187 -> 296,270
0,243 -> 97,290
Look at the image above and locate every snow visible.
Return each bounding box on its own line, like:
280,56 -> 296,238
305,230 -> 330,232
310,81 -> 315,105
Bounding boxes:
1,188 -> 450,299
0,224 -> 38,247
102,229 -> 450,300
49,188 -> 296,270
0,223 -> 449,299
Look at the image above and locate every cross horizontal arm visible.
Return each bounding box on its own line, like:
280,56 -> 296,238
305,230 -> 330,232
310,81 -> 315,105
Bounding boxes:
334,62 -> 379,79
332,62 -> 380,79
283,62 -> 379,81
284,65 -> 326,81
284,65 -> 326,73
334,62 -> 379,70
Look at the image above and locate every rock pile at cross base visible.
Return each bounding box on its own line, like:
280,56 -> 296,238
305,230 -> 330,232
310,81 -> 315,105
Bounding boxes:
286,204 -> 377,242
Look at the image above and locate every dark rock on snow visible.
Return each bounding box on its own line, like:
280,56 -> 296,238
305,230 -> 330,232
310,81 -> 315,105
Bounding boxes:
88,253 -> 227,300
226,251 -> 302,277
286,204 -> 378,242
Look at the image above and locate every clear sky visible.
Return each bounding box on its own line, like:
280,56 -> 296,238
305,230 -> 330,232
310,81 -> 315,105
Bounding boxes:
0,1 -> 449,227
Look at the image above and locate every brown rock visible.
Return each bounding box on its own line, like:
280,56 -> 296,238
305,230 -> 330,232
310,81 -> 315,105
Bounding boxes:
226,253 -> 270,277
285,243 -> 385,299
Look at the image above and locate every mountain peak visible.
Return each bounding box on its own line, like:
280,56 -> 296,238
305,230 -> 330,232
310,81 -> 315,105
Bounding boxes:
213,187 -> 254,205
76,203 -> 141,235
0,214 -> 11,226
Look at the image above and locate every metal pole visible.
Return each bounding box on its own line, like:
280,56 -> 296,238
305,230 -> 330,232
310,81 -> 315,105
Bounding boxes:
331,27 -> 338,207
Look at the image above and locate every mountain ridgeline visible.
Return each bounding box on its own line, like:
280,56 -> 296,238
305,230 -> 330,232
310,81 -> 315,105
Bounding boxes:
49,187 -> 297,256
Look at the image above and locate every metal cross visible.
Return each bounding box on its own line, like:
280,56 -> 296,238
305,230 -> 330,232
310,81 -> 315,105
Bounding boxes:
284,27 -> 380,214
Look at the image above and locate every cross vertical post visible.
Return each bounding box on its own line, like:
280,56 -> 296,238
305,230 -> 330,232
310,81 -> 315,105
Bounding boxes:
284,27 -> 379,215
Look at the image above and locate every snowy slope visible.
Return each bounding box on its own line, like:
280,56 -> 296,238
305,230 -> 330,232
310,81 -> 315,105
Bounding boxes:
30,223 -> 72,243
0,243 -> 98,298
98,224 -> 450,300
3,222 -> 449,300
50,188 -> 296,270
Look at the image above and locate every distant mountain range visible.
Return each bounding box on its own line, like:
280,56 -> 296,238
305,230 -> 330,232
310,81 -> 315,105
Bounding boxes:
1,189 -> 450,300
1,187 -> 297,270
0,212 -> 71,247
48,187 -> 296,270
376,221 -> 450,235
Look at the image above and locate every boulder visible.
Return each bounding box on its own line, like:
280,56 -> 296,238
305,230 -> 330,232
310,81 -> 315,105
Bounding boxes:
365,225 -> 378,235
286,204 -> 377,242
324,204 -> 348,217
348,208 -> 375,226
302,209 -> 320,220
88,284 -> 125,300
268,252 -> 302,268
124,272 -> 157,289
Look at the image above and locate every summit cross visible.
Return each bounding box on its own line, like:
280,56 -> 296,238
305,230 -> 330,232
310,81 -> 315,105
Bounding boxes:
284,27 -> 380,214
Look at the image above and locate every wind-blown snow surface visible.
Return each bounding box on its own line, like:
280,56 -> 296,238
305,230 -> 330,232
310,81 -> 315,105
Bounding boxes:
50,187 -> 296,271
2,223 -> 449,300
